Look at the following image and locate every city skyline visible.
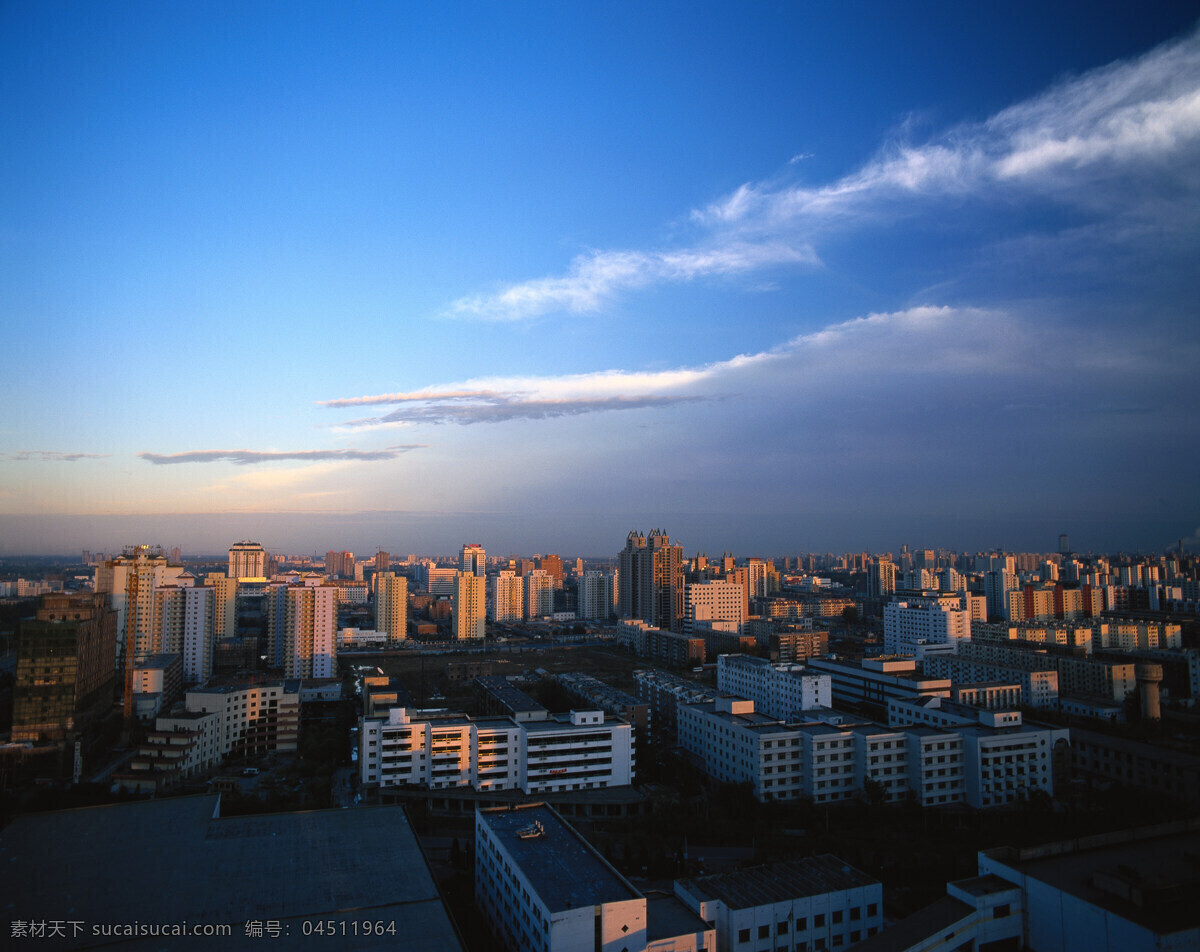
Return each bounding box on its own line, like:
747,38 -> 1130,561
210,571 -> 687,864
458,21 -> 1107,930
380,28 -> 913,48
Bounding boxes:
2,4 -> 1199,556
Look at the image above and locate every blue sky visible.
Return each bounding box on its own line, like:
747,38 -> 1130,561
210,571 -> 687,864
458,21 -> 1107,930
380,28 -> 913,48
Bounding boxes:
1,2 -> 1198,557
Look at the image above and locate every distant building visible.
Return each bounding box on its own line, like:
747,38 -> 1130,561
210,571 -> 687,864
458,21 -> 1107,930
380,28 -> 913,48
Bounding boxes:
490,570 -> 525,623
619,529 -> 685,632
227,540 -> 267,579
374,571 -> 408,643
12,592 -> 118,744
577,569 -> 617,620
453,570 -> 486,640
525,568 -> 554,619
284,584 -> 337,678
460,543 -> 486,577
883,594 -> 971,659
716,654 -> 831,720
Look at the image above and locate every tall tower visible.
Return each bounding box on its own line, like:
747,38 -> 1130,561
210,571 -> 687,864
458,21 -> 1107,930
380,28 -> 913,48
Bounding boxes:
490,570 -> 524,624
374,572 -> 408,644
284,584 -> 337,678
460,543 -> 486,577
228,541 -> 267,579
867,558 -> 897,599
617,531 -> 647,620
618,530 -> 684,632
453,571 -> 486,640
525,569 -> 554,619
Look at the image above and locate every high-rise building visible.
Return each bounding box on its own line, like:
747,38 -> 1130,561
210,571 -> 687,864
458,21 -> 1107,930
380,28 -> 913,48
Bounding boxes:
94,545 -> 189,659
453,571 -> 486,640
182,585 -> 215,684
745,557 -> 769,600
684,579 -> 747,635
374,572 -> 408,643
460,543 -> 486,578
536,554 -> 564,589
490,570 -> 524,624
867,558 -> 897,599
324,550 -> 354,579
525,569 -> 554,619
617,529 -> 684,632
577,570 -> 617,620
284,585 -> 337,678
12,593 -> 117,743
227,541 -> 267,580
374,550 -> 390,572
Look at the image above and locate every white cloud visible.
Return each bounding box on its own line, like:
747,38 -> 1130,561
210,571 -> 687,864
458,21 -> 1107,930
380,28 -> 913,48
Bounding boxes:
452,27 -> 1200,322
449,241 -> 816,320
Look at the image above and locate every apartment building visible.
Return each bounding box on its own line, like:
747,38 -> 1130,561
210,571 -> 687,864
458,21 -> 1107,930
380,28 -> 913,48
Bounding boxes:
921,654 -> 1060,708
675,857 -> 883,952
360,707 -> 634,795
184,679 -> 301,757
633,668 -> 718,743
717,654 -> 831,720
476,803 -> 712,952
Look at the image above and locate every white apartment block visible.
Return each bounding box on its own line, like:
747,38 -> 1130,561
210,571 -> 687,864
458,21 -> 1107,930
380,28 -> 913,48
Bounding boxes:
678,697 -> 808,801
360,707 -> 633,795
921,654 -> 1060,709
887,697 -> 1068,808
476,803 -> 713,952
525,569 -> 554,619
184,680 -> 301,757
490,570 -> 525,623
675,856 -> 883,952
182,585 -> 214,684
855,726 -> 912,804
717,654 -> 831,720
679,696 -> 1064,809
884,596 -> 971,658
905,728 -> 967,806
684,580 -> 746,635
799,723 -> 860,803
577,570 -> 617,620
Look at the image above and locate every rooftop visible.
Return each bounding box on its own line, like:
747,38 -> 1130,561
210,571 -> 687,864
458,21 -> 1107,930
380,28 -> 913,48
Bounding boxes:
478,803 -> 639,912
984,820 -> 1200,934
678,855 -> 879,910
0,795 -> 463,950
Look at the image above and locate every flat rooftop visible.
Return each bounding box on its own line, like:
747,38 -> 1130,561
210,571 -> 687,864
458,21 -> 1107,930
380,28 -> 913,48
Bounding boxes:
479,804 -> 639,912
984,821 -> 1200,934
678,855 -> 879,909
0,795 -> 463,951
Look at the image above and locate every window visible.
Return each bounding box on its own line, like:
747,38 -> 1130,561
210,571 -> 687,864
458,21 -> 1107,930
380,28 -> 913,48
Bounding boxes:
867,904 -> 877,917
797,917 -> 806,931
832,911 -> 843,924
815,914 -> 825,927
850,907 -> 861,921
778,921 -> 789,935
738,928 -> 750,944
759,925 -> 770,939
993,904 -> 1010,918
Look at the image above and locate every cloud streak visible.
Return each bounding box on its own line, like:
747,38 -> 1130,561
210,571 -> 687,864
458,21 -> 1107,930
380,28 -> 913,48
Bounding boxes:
138,446 -> 427,465
323,305 -> 1076,430
2,451 -> 111,462
449,241 -> 816,320
455,27 -> 1200,320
